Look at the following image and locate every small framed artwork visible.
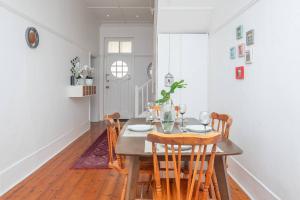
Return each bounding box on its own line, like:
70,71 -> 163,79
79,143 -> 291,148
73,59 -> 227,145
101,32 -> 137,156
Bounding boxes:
236,25 -> 243,40
238,43 -> 245,57
235,66 -> 245,80
230,47 -> 236,59
246,30 -> 255,45
245,49 -> 253,64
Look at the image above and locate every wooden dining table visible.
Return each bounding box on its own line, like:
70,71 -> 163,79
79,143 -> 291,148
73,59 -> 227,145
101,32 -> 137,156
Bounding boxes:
115,118 -> 243,200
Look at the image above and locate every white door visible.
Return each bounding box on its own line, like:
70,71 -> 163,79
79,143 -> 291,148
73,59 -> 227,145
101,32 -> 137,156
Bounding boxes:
104,39 -> 133,119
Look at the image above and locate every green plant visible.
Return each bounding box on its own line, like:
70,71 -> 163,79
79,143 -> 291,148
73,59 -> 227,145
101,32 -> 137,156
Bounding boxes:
156,80 -> 187,105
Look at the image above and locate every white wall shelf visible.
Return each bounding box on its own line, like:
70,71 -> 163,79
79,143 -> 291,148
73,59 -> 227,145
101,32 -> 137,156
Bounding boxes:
67,85 -> 96,97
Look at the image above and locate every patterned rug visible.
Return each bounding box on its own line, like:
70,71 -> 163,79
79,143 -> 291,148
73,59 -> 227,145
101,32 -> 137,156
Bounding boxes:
72,130 -> 112,169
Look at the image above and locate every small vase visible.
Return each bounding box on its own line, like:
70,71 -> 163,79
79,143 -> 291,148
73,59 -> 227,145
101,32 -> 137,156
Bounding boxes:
76,78 -> 84,85
85,78 -> 93,86
160,101 -> 175,133
70,75 -> 75,86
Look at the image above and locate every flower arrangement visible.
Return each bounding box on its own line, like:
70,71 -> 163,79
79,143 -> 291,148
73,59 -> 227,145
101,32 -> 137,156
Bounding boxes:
70,63 -> 93,79
85,65 -> 94,79
156,80 -> 187,105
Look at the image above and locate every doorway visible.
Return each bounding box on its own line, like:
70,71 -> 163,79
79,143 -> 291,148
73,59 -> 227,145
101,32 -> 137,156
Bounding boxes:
104,38 -> 134,119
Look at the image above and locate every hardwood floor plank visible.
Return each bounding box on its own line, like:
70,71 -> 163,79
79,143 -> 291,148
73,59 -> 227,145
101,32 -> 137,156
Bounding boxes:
1,122 -> 249,200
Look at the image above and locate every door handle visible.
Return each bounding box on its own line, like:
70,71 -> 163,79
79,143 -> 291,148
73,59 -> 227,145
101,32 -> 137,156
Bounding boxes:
106,86 -> 109,89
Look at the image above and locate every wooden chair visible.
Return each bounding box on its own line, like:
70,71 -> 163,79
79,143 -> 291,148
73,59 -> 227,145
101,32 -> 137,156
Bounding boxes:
105,117 -> 152,200
147,131 -> 222,200
210,112 -> 233,200
210,112 -> 232,139
106,112 -> 122,136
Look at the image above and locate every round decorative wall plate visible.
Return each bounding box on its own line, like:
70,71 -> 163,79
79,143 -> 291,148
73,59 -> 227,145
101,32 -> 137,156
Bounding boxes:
25,27 -> 39,48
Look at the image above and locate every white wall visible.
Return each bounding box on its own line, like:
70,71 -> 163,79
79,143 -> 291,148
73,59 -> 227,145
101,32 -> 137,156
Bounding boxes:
0,0 -> 99,55
98,24 -> 153,120
0,1 -> 99,195
209,0 -> 254,33
209,0 -> 300,199
157,34 -> 208,118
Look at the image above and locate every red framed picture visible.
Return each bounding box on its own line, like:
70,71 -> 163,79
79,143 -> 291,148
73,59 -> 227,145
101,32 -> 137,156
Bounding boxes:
235,66 -> 244,80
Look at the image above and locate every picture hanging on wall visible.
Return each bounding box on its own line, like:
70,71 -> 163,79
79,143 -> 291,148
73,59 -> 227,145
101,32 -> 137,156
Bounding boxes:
235,66 -> 245,80
236,25 -> 243,40
230,47 -> 236,59
245,49 -> 253,64
246,30 -> 255,45
238,43 -> 245,57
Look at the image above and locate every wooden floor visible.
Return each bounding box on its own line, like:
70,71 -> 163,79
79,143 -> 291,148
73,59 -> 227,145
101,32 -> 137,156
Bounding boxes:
1,122 -> 250,200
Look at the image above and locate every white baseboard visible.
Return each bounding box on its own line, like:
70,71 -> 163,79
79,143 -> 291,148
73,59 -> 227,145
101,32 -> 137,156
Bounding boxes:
0,121 -> 90,195
227,157 -> 281,200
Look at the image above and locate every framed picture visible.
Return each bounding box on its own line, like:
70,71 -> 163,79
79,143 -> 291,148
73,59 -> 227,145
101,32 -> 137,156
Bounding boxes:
230,47 -> 236,59
246,30 -> 255,45
245,49 -> 253,64
235,66 -> 244,80
238,43 -> 245,57
236,25 -> 243,40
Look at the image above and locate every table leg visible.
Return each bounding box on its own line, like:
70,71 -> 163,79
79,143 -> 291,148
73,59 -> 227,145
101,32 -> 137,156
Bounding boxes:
214,156 -> 232,200
125,156 -> 140,200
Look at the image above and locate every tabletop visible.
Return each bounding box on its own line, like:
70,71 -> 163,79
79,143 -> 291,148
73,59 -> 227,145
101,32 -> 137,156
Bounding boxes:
116,118 -> 243,157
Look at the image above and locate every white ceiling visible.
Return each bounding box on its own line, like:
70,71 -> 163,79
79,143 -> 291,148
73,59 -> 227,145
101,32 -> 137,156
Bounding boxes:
85,0 -> 154,23
156,0 -> 254,33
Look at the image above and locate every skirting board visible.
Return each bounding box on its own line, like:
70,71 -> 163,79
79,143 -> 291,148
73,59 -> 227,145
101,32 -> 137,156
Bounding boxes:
228,157 -> 281,200
0,121 -> 90,195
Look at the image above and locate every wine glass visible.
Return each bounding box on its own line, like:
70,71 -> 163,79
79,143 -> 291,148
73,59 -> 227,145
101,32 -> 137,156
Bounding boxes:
145,102 -> 154,112
179,104 -> 187,127
145,102 -> 154,124
199,111 -> 211,134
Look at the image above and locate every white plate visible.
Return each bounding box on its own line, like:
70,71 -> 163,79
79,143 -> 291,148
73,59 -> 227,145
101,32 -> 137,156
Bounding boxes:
186,125 -> 212,133
127,124 -> 153,132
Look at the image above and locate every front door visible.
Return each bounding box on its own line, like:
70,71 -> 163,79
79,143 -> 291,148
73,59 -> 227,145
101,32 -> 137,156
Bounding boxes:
104,38 -> 133,119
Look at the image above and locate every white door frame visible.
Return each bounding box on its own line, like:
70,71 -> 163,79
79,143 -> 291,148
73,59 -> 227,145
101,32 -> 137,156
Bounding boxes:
103,37 -> 135,119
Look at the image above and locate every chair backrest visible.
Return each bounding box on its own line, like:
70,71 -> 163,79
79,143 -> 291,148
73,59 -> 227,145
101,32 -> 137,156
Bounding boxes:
211,112 -> 232,139
153,105 -> 161,118
104,117 -> 124,170
106,112 -> 121,136
147,132 -> 221,200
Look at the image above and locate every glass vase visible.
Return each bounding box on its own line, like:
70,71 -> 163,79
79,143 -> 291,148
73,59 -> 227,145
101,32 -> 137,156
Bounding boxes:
160,101 -> 175,133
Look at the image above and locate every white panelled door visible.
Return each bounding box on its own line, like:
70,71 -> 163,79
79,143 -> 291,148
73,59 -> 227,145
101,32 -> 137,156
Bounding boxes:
104,38 -> 133,119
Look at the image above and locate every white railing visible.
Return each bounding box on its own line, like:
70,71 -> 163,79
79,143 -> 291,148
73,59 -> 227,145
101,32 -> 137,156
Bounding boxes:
135,79 -> 154,117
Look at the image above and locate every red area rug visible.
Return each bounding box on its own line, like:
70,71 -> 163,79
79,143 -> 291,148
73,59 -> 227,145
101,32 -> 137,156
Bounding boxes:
72,130 -> 111,169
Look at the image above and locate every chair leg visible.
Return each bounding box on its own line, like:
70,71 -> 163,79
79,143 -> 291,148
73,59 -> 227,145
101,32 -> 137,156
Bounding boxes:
208,182 -> 214,199
140,184 -> 144,200
121,175 -> 128,200
146,174 -> 152,192
212,170 -> 221,200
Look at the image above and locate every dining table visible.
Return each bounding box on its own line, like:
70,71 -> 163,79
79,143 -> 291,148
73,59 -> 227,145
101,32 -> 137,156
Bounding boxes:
115,118 -> 243,200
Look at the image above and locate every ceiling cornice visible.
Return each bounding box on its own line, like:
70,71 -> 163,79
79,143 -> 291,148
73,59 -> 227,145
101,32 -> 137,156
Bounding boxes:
158,6 -> 213,11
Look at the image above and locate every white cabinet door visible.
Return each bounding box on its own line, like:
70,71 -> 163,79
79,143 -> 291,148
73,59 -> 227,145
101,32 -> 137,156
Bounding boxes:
157,34 -> 208,118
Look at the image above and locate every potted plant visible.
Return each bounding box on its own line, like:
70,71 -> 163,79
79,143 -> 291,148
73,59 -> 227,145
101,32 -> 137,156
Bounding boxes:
156,80 -> 187,133
85,66 -> 94,86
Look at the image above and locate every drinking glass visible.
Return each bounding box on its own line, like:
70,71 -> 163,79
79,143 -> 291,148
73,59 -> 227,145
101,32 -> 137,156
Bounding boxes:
199,111 -> 211,134
145,102 -> 154,124
145,102 -> 154,112
179,104 -> 187,127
